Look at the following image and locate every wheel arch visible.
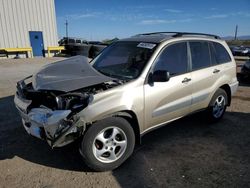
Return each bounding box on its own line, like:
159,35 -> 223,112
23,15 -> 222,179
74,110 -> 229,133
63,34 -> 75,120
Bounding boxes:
85,110 -> 141,145
112,110 -> 141,145
219,84 -> 231,106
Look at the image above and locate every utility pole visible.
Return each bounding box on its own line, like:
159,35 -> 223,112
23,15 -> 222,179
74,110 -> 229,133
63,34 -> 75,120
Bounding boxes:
234,25 -> 238,40
65,20 -> 69,38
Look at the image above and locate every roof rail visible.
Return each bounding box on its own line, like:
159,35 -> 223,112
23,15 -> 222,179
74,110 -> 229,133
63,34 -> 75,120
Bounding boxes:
173,32 -> 220,39
134,32 -> 177,36
135,32 -> 221,39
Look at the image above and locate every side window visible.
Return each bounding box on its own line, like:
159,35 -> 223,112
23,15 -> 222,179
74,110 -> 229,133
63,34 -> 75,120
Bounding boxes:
190,41 -> 211,70
209,42 -> 218,65
213,42 -> 231,64
153,42 -> 188,76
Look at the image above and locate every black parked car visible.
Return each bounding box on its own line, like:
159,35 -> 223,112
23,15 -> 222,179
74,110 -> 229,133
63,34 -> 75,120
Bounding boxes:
58,37 -> 107,58
240,59 -> 250,82
230,46 -> 250,56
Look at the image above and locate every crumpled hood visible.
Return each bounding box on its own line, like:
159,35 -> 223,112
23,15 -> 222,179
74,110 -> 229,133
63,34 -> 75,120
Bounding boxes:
32,56 -> 113,92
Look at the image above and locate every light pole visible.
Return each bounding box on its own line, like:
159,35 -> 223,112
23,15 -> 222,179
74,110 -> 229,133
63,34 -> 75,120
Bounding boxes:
65,20 -> 68,38
234,25 -> 238,40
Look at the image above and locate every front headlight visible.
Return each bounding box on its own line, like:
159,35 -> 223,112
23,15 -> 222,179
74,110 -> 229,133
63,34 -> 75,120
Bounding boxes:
56,92 -> 91,112
243,49 -> 248,54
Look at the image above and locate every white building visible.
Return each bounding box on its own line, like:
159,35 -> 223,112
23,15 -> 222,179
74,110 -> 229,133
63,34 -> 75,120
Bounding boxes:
0,0 -> 58,57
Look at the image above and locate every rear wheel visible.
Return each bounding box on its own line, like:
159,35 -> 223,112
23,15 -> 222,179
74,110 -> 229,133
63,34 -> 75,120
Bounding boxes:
206,88 -> 228,122
80,117 -> 135,171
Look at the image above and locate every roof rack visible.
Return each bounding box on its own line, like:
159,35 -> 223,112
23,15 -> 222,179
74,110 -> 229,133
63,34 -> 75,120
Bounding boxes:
135,32 -> 221,39
173,32 -> 220,39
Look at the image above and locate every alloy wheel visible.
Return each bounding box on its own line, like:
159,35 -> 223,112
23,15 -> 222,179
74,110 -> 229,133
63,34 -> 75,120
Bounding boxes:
92,126 -> 127,163
212,95 -> 226,118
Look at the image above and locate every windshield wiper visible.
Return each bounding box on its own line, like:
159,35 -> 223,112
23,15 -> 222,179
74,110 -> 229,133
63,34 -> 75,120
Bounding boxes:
96,69 -> 112,77
113,74 -> 133,80
96,69 -> 132,81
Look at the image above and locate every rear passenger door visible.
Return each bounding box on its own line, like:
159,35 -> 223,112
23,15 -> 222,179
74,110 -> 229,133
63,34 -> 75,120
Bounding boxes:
189,41 -> 222,111
211,42 -> 233,79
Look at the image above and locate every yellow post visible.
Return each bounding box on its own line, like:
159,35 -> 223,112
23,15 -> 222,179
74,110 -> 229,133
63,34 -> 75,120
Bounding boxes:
48,49 -> 51,57
47,46 -> 65,57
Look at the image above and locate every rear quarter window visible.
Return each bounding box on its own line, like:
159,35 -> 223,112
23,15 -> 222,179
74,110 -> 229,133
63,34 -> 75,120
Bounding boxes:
213,42 -> 232,64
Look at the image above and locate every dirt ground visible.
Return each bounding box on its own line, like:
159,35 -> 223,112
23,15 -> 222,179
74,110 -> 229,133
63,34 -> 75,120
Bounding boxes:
0,57 -> 249,188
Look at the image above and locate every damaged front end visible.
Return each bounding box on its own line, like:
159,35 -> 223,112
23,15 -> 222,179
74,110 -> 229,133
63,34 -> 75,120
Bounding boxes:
14,56 -> 123,148
14,76 -> 90,148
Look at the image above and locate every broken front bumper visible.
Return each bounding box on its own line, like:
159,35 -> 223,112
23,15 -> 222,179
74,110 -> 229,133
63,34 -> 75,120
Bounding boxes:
14,94 -> 85,147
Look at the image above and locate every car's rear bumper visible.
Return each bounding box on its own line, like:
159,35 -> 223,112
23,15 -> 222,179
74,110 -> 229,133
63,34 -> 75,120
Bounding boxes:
229,81 -> 239,95
14,94 -> 85,147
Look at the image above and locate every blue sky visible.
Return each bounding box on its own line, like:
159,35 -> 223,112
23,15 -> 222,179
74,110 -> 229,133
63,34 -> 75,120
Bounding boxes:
55,0 -> 250,40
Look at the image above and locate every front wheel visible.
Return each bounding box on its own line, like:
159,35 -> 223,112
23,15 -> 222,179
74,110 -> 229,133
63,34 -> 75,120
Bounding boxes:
80,117 -> 135,171
206,88 -> 228,122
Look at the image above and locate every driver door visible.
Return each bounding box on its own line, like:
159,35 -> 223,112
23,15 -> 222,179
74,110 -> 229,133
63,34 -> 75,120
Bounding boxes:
144,42 -> 192,131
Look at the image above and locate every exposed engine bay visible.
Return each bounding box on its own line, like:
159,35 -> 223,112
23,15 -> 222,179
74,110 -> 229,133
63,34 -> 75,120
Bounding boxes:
18,77 -> 122,112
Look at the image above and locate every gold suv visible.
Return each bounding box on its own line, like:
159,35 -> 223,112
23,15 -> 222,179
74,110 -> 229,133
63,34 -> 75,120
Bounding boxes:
14,32 -> 238,171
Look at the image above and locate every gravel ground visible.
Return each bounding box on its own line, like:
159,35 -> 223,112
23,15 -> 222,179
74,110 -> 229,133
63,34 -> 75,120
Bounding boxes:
0,57 -> 249,188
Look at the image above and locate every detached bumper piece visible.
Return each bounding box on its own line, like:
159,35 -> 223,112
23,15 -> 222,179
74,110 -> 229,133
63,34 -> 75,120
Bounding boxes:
14,94 -> 85,147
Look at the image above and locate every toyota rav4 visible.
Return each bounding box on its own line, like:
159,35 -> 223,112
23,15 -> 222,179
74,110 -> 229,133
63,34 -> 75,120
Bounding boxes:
14,32 -> 238,171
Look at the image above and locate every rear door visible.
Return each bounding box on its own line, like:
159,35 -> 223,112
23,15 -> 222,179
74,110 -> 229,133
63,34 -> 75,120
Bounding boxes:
211,42 -> 233,79
144,42 -> 192,131
189,41 -> 221,111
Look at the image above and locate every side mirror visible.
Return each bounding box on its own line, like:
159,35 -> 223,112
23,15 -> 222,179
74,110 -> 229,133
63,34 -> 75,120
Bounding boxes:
152,70 -> 170,82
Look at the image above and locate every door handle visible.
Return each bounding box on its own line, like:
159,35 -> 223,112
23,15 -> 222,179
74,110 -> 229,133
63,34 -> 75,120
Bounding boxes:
182,77 -> 192,83
213,69 -> 220,73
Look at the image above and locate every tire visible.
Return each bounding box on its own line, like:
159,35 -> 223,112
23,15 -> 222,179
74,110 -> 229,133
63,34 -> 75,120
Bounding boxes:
206,88 -> 228,122
80,117 -> 135,171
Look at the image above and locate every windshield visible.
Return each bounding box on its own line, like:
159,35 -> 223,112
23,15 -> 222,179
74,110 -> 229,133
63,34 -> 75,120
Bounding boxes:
92,41 -> 156,80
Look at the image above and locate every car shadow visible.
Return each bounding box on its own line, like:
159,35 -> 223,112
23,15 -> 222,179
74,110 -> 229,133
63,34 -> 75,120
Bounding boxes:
112,111 -> 250,187
0,95 -> 250,187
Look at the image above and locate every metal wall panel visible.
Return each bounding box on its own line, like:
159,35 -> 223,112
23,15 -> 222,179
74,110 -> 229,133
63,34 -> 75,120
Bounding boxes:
0,0 -> 58,49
